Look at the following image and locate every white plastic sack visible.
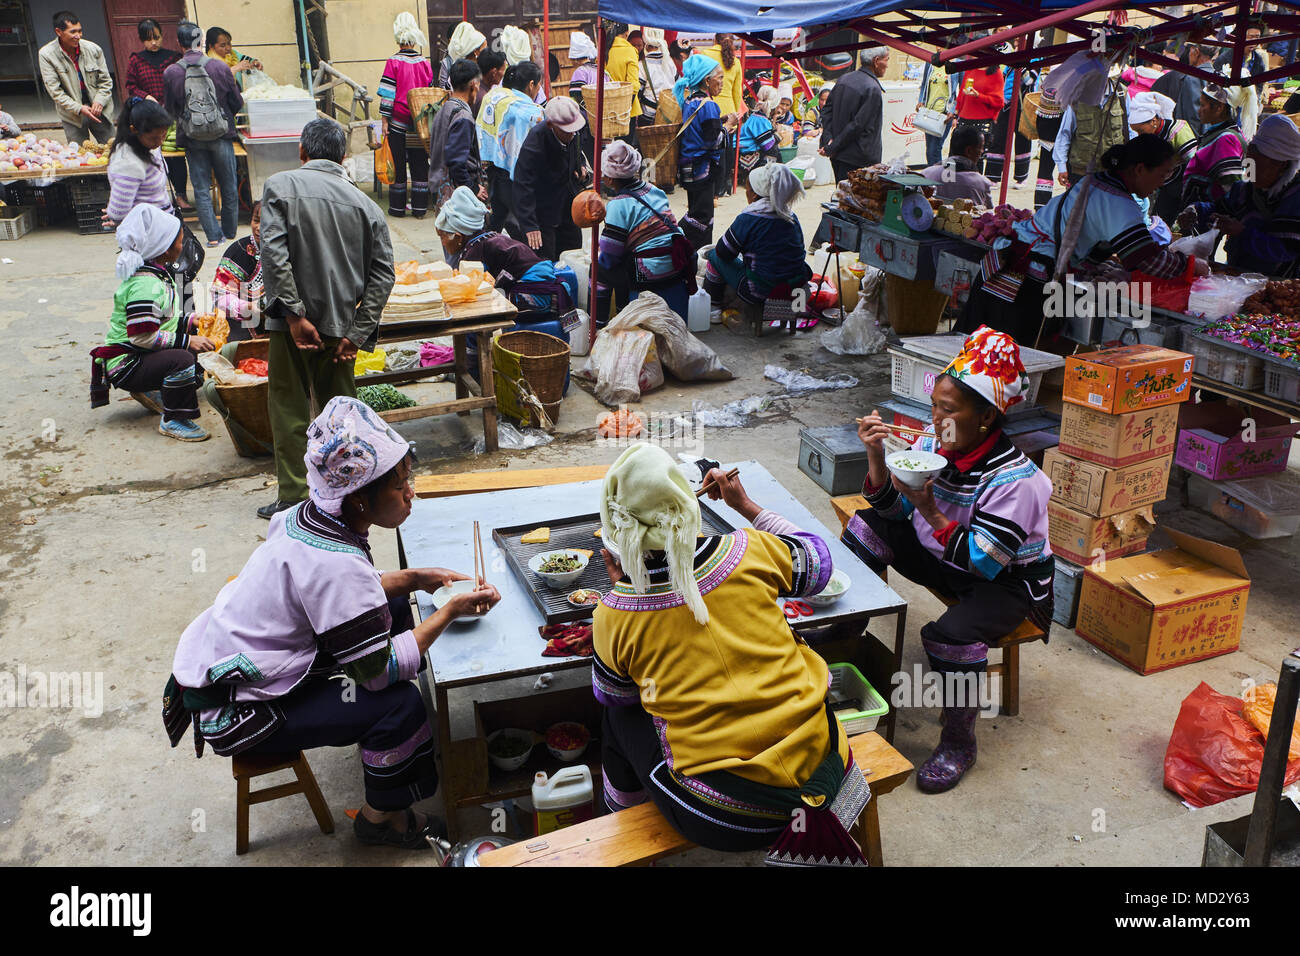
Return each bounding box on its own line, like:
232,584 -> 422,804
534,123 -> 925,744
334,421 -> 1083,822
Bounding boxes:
576,312 -> 664,406
821,296 -> 888,356
473,421 -> 553,454
1170,228 -> 1220,260
691,395 -> 773,427
197,351 -> 262,385
764,364 -> 858,394
1186,270 -> 1268,319
630,293 -> 733,382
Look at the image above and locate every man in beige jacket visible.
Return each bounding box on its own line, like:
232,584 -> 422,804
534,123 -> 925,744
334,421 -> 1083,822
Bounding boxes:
38,10 -> 115,145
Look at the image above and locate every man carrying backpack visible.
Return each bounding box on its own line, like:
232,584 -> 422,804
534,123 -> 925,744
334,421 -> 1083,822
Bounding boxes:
164,20 -> 244,247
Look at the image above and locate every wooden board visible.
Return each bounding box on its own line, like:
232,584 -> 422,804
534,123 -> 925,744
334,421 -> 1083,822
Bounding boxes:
0,166 -> 108,182
413,466 -> 610,499
478,733 -> 913,867
377,395 -> 494,424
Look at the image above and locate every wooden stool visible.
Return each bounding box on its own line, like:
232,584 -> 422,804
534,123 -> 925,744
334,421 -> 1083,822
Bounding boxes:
478,733 -> 912,867
232,750 -> 334,855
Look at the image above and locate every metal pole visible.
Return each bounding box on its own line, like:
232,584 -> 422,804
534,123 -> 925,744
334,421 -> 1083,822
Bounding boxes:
463,1 -> 469,21
1243,656 -> 1300,866
999,36 -> 1028,206
543,0 -> 551,98
590,17 -> 604,349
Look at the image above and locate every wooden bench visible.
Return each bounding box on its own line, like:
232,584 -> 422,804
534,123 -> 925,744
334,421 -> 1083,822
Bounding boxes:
477,732 -> 912,867
829,494 -> 1045,717
412,466 -> 610,499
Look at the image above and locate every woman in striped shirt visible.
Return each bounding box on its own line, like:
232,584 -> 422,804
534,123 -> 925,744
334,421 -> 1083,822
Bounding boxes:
377,14 -> 434,218
106,100 -> 173,225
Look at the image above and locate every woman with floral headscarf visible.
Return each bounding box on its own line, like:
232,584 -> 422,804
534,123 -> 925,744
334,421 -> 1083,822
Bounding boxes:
845,327 -> 1055,793
164,396 -> 501,849
1179,114 -> 1300,278
594,443 -> 873,865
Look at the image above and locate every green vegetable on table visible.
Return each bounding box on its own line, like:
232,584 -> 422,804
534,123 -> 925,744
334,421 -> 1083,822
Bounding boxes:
356,384 -> 417,412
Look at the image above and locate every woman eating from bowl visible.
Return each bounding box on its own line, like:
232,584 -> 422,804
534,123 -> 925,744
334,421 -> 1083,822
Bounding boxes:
593,443 -> 873,866
164,396 -> 501,849
842,327 -> 1054,794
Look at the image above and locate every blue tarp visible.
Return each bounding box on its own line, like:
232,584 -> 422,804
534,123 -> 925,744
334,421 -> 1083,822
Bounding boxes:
594,0 -> 1081,34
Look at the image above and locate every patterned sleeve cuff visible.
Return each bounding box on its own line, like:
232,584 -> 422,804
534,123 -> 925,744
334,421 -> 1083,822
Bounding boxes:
592,653 -> 639,707
389,629 -> 422,682
752,508 -> 802,537
778,531 -> 833,597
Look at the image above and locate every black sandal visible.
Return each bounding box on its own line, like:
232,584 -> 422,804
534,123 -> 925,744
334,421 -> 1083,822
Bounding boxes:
353,808 -> 444,850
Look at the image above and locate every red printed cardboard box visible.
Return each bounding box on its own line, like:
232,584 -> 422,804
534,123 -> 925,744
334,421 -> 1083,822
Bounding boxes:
1047,500 -> 1155,566
1075,529 -> 1249,675
1058,401 -> 1180,468
1042,448 -> 1174,517
1064,345 -> 1194,415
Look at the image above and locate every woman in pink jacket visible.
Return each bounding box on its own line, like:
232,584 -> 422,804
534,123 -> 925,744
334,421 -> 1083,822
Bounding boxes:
378,13 -> 435,218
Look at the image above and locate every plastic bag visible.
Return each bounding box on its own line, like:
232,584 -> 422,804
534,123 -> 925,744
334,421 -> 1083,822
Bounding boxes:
353,348 -> 386,375
1131,259 -> 1196,313
821,296 -> 888,355
1163,682 -> 1300,808
197,351 -> 263,386
384,344 -> 421,371
419,341 -> 454,367
1170,228 -> 1220,261
1186,271 -> 1268,319
1242,682 -> 1300,762
376,135 -> 396,186
764,364 -> 858,394
621,293 -> 733,383
194,311 -> 229,351
472,421 -> 553,454
577,323 -> 663,406
691,395 -> 772,427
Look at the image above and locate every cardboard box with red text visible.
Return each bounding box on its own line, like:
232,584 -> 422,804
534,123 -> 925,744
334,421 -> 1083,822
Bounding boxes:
1043,448 -> 1174,517
1047,500 -> 1156,565
1064,345 -> 1194,415
1058,401 -> 1180,468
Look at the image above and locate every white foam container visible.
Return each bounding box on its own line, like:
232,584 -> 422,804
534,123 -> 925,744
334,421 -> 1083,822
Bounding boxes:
887,334 -> 1063,416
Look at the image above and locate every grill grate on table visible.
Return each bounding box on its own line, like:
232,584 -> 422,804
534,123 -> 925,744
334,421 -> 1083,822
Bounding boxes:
492,506 -> 735,625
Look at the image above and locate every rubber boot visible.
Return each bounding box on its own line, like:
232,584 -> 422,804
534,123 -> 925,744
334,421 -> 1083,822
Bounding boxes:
916,704 -> 978,793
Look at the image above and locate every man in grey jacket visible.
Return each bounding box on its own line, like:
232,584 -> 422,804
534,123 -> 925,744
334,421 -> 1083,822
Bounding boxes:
822,47 -> 890,183
37,10 -> 115,145
257,118 -> 396,519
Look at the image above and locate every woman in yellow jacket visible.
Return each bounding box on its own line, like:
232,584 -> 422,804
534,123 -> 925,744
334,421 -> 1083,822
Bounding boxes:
604,21 -> 642,139
702,34 -> 743,197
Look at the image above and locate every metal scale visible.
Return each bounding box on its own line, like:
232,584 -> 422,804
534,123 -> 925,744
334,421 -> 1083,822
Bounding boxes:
879,173 -> 936,237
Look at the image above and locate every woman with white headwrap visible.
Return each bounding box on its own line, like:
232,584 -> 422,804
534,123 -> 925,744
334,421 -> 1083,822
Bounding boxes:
89,203 -> 213,442
1182,80 -> 1253,206
439,20 -> 487,89
594,141 -> 693,325
702,163 -> 812,324
378,13 -> 434,218
166,395 -> 500,850
592,444 -> 871,865
1178,114 -> 1300,278
1128,90 -> 1197,225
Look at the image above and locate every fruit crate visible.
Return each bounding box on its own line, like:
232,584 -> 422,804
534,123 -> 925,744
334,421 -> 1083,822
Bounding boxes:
69,176 -> 113,235
1263,364 -> 1300,404
1183,329 -> 1266,390
0,206 -> 35,240
5,181 -> 73,226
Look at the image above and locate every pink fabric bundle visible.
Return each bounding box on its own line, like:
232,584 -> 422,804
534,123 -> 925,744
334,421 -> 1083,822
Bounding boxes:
419,342 -> 455,367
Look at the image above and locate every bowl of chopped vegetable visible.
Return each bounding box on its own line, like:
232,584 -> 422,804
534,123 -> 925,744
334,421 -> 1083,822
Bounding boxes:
486,728 -> 536,772
545,722 -> 590,761
528,550 -> 590,588
885,449 -> 947,489
806,568 -> 851,607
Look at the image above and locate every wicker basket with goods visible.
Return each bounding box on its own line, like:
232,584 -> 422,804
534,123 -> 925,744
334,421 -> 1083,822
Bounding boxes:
584,81 -> 634,136
636,123 -> 679,188
408,87 -> 449,147
492,330 -> 570,429
214,338 -> 272,458
1018,90 -> 1041,141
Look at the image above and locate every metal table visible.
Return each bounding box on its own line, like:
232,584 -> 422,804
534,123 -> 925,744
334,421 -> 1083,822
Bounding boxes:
398,460 -> 909,837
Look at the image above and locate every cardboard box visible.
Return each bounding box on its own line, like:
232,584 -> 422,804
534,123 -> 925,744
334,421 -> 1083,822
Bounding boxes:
1058,401 -> 1180,468
1174,401 -> 1299,481
1075,529 -> 1249,675
1047,500 -> 1155,566
1063,345 -> 1194,415
1042,448 -> 1173,517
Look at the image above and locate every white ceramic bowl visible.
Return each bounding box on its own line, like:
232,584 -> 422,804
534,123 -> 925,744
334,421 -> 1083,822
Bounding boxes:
486,728 -> 536,772
431,579 -> 485,624
528,550 -> 590,589
806,568 -> 852,607
545,722 -> 590,762
886,449 -> 947,489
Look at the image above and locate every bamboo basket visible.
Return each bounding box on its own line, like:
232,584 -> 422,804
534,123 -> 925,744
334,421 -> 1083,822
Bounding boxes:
1018,91 -> 1041,141
408,87 -> 449,147
492,330 -> 571,428
637,122 -> 680,188
883,275 -> 948,336
584,81 -> 634,136
214,338 -> 273,458
657,90 -> 682,125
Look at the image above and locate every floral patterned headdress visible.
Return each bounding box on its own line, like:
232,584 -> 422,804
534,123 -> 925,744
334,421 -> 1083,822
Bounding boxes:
305,396 -> 412,515
941,326 -> 1029,414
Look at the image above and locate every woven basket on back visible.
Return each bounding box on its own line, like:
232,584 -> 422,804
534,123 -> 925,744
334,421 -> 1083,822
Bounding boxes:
636,122 -> 680,188
492,330 -> 570,428
408,87 -> 449,146
1018,91 -> 1041,141
584,81 -> 634,136
215,338 -> 272,458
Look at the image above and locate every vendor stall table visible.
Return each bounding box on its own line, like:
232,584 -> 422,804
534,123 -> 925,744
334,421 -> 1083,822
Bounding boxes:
397,461 -> 908,839
364,289 -> 519,452
814,204 -> 967,282
1192,374 -> 1300,422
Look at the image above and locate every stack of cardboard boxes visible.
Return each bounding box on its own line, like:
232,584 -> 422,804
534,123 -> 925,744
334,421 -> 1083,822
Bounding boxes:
1043,345 -> 1194,626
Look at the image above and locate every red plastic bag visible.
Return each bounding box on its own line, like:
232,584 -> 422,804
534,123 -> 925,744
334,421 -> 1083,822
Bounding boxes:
1163,682 -> 1300,808
1132,259 -> 1196,314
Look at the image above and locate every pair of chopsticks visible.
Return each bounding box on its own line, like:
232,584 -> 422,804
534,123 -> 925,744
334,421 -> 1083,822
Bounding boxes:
696,467 -> 740,498
472,521 -> 486,586
854,417 -> 930,438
